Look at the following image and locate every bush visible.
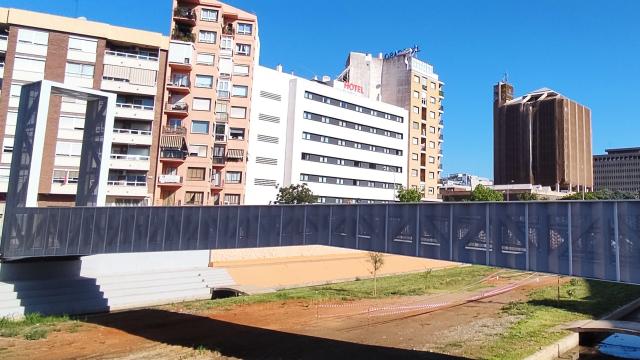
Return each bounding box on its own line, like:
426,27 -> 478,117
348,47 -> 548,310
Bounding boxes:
24,327 -> 49,340
470,184 -> 504,202
396,186 -> 423,202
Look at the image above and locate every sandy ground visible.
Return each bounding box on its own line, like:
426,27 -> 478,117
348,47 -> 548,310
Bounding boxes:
0,273 -> 557,360
214,252 -> 457,292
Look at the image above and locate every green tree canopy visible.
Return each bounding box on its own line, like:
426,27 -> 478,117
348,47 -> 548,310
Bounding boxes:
561,189 -> 640,200
518,192 -> 540,201
470,184 -> 504,202
396,186 -> 423,203
276,184 -> 318,204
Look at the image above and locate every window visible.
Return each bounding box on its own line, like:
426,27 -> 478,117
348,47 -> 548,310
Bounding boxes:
235,43 -> 251,56
196,53 -> 215,65
199,30 -> 217,44
66,62 -> 94,78
55,141 -> 82,157
224,194 -> 240,205
411,170 -> 418,177
412,153 -> 419,160
168,118 -> 182,128
192,97 -> 211,111
429,141 -> 436,149
187,167 -> 206,181
428,187 -> 435,195
229,128 -> 245,140
429,156 -> 435,164
429,126 -> 436,134
201,8 -> 218,22
237,23 -> 253,35
413,91 -> 419,98
230,106 -> 247,118
191,120 -> 209,134
215,102 -> 228,114
59,116 -> 85,130
220,36 -> 233,50
421,77 -> 428,86
232,85 -> 248,97
225,171 -> 242,184
188,144 -> 208,157
185,192 -> 204,205
68,37 -> 97,53
429,172 -> 435,179
233,64 -> 249,76
430,111 -> 436,119
430,97 -> 436,104
412,137 -> 418,145
412,106 -> 419,114
430,82 -> 436,89
195,75 -> 213,88
14,57 -> 45,73
412,122 -> 419,129
52,169 -> 79,184
413,75 -> 420,83
17,29 -> 48,45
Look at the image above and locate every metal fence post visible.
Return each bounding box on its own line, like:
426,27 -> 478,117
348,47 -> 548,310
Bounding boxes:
130,209 -> 138,252
355,206 -> 360,249
415,205 -> 420,256
568,203 -> 573,276
485,203 -> 490,266
614,202 -> 620,282
215,207 -> 220,249
303,206 -> 308,245
384,204 -> 389,253
161,208 -> 167,252
449,205 -> 454,261
75,208 -> 85,254
328,206 -> 333,246
235,207 -> 241,248
256,207 -> 261,248
525,203 -> 529,271
178,207 -> 185,250
145,208 -> 151,252
279,206 -> 284,246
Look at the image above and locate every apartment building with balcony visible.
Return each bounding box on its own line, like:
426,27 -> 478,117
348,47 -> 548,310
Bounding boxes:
0,8 -> 168,206
156,0 -> 259,206
245,65 -> 408,205
337,50 -> 445,201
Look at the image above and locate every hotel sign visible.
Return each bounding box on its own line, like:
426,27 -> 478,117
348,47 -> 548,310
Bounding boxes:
384,45 -> 420,59
343,82 -> 364,94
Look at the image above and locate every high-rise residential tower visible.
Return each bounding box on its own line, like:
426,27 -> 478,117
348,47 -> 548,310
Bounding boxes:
156,0 -> 259,206
337,50 -> 444,200
493,82 -> 593,191
0,8 -> 168,206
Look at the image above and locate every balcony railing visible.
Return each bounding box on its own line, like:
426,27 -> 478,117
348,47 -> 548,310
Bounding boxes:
110,154 -> 150,161
212,156 -> 226,165
114,128 -> 152,136
440,105 -> 444,111
439,90 -> 444,97
215,113 -> 228,122
173,7 -> 197,21
171,30 -> 196,43
217,90 -> 230,100
162,126 -> 187,135
116,103 -> 154,111
214,134 -> 227,142
161,150 -> 186,160
158,174 -> 183,184
0,35 -> 7,41
164,102 -> 189,113
167,77 -> 191,88
105,50 -> 159,62
211,174 -> 223,188
108,177 -> 147,187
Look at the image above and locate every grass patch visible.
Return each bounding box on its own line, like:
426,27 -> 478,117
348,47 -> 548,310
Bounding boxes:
0,313 -> 71,340
476,278 -> 640,360
167,265 -> 495,312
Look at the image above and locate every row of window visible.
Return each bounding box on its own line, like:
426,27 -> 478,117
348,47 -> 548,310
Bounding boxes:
172,167 -> 243,184
303,112 -> 403,140
302,132 -> 403,156
316,196 -> 387,204
301,153 -> 402,174
300,174 -> 400,190
195,30 -> 252,55
181,192 -> 241,206
189,8 -> 254,36
304,92 -> 404,123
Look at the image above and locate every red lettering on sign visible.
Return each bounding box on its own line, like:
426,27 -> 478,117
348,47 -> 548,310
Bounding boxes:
343,82 -> 364,94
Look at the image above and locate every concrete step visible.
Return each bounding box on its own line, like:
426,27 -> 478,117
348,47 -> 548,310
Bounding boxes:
0,281 -> 106,301
0,306 -> 25,319
0,277 -> 98,292
0,289 -> 105,309
102,282 -> 208,298
107,287 -> 212,310
97,277 -> 205,292
95,268 -> 209,285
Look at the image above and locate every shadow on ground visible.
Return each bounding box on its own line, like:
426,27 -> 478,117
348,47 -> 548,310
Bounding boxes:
85,309 -> 469,360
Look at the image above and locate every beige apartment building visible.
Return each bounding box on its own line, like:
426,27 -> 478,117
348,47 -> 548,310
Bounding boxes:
0,8 -> 168,206
338,50 -> 444,200
155,0 -> 259,206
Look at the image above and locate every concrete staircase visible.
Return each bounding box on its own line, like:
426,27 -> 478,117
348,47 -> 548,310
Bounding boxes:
0,267 -> 235,318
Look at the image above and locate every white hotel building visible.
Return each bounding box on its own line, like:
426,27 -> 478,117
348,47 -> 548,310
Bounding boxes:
245,65 -> 408,205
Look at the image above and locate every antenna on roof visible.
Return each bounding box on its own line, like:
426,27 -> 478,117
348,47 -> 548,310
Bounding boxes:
502,71 -> 509,84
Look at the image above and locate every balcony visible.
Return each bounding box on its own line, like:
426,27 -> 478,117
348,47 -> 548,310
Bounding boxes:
160,149 -> 187,162
115,103 -> 155,121
164,102 -> 189,116
171,29 -> 196,43
158,174 -> 183,186
113,128 -> 153,145
439,90 -> 444,97
162,126 -> 187,135
438,119 -> 444,127
211,174 -> 223,189
439,135 -> 444,142
217,90 -> 230,100
109,154 -> 151,171
215,112 -> 228,122
214,134 -> 227,143
101,78 -> 157,96
104,50 -> 159,71
166,77 -> 191,93
212,156 -> 226,167
439,105 -> 444,112
107,177 -> 149,198
173,7 -> 197,25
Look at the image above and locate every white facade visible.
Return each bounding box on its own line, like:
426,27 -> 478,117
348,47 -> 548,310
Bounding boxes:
246,66 -> 408,205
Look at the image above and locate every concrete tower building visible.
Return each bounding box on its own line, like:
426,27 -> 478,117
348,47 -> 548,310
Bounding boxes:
594,148 -> 640,193
156,0 -> 259,206
0,8 -> 168,206
337,49 -> 445,200
493,82 -> 593,191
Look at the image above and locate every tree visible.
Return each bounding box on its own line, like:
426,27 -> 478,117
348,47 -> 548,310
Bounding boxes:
518,192 -> 540,201
367,252 -> 385,296
396,186 -> 423,203
470,184 -> 504,202
276,184 -> 318,204
561,189 -> 640,201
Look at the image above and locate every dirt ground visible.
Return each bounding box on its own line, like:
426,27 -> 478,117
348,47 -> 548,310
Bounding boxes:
0,273 -> 558,360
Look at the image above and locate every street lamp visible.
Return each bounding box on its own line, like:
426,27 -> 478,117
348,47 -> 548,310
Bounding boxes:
506,180 -> 515,201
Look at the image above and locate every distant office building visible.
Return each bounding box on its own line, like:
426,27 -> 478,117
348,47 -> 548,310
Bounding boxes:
156,0 -> 259,206
0,8 -> 168,206
441,173 -> 492,190
594,148 -> 640,193
336,49 -> 444,200
493,82 -> 593,192
440,183 -> 568,202
244,65 -> 408,205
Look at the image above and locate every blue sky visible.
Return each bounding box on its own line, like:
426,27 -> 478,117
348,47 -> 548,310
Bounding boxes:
2,0 -> 639,179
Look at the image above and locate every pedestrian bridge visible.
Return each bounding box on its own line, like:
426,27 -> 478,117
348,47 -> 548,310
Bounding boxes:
2,201 -> 640,285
